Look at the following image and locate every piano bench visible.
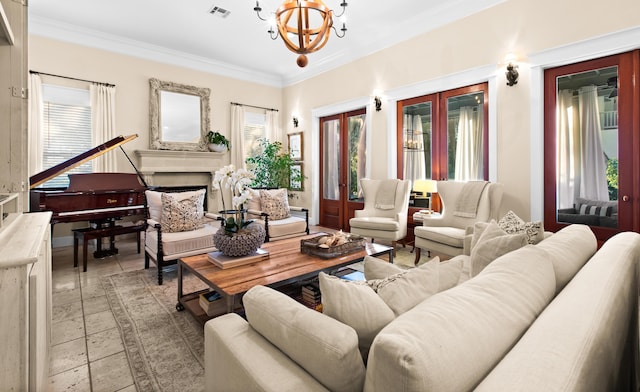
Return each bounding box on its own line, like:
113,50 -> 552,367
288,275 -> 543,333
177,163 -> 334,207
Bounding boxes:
73,224 -> 146,272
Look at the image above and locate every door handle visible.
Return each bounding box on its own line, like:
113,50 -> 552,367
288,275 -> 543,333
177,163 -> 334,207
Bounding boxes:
622,195 -> 630,202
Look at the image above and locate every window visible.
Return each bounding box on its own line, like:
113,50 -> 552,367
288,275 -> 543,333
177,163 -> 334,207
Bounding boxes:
41,84 -> 92,188
243,110 -> 267,159
397,82 -> 488,183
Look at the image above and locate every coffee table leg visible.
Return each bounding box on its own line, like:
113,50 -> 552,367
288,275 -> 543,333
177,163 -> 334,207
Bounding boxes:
388,248 -> 394,264
176,261 -> 185,311
226,294 -> 234,313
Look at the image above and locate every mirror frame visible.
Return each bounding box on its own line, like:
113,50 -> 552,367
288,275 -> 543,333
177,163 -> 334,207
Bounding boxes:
149,78 -> 210,151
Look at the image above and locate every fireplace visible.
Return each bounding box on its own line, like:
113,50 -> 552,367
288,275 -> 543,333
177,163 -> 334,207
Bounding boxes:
134,149 -> 225,212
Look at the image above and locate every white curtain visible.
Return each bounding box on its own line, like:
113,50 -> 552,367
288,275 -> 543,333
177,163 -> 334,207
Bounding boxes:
265,110 -> 282,145
454,106 -> 482,181
578,85 -> 609,201
403,114 -> 426,183
90,84 -> 117,172
28,74 -> 44,176
557,90 -> 580,209
230,104 -> 245,169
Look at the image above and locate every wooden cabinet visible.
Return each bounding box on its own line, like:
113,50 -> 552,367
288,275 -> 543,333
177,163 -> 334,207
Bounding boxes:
0,211 -> 52,391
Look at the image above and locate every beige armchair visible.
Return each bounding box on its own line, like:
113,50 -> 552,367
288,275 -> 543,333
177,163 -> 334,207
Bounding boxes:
413,181 -> 503,264
348,179 -> 412,253
246,188 -> 309,242
144,189 -> 220,285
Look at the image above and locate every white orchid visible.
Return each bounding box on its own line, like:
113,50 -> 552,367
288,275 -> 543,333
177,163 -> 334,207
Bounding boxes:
212,165 -> 256,235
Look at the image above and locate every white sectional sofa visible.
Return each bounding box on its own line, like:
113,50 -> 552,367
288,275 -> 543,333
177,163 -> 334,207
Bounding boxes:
204,224 -> 640,391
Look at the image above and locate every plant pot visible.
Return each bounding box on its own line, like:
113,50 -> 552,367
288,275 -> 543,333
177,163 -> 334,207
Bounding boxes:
208,143 -> 227,152
213,222 -> 266,257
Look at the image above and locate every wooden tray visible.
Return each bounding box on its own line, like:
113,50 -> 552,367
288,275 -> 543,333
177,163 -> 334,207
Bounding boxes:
300,234 -> 366,259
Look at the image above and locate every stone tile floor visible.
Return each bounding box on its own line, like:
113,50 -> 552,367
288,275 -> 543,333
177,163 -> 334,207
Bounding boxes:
47,230 -> 424,392
48,239 -> 144,392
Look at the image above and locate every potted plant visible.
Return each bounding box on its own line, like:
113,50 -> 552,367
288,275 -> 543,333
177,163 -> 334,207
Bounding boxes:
207,131 -> 230,152
245,138 -> 306,190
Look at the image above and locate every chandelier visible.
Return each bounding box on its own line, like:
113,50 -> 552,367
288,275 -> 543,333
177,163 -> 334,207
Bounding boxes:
254,0 -> 348,68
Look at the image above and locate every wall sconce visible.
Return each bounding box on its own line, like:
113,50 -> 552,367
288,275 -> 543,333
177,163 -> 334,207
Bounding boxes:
374,96 -> 382,111
292,116 -> 299,128
505,62 -> 519,86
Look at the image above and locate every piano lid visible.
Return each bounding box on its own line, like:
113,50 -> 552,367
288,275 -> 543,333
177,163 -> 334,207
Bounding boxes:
29,134 -> 138,189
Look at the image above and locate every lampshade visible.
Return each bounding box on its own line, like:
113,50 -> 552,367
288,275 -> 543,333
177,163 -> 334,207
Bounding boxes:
413,179 -> 437,195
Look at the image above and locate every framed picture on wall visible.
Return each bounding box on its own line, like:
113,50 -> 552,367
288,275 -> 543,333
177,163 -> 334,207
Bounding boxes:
290,163 -> 303,191
288,132 -> 303,160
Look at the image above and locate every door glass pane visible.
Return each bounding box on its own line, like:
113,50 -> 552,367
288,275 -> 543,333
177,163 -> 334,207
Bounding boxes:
447,92 -> 484,180
347,113 -> 366,201
555,66 -> 618,228
323,119 -> 340,201
402,102 -> 432,183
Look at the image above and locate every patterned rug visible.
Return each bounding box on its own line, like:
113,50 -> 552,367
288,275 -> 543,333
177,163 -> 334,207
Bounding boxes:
101,245 -> 419,392
102,268 -> 209,392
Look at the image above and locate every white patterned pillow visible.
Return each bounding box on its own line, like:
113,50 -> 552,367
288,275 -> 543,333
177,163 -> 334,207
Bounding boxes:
498,210 -> 544,245
160,190 -> 205,233
260,188 -> 290,220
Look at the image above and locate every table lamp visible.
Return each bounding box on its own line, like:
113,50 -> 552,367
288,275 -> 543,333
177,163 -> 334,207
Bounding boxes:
412,179 -> 438,213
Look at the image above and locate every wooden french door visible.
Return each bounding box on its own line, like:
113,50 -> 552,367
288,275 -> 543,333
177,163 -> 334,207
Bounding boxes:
319,108 -> 367,230
544,50 -> 640,242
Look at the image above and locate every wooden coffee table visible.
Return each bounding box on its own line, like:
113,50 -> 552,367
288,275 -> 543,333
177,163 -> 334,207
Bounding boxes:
176,233 -> 393,322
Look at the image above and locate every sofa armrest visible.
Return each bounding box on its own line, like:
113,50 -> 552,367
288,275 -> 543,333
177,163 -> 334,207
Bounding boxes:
204,314 -> 329,392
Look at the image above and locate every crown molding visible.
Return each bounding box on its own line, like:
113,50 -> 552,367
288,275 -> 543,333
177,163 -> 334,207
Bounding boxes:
29,16 -> 285,88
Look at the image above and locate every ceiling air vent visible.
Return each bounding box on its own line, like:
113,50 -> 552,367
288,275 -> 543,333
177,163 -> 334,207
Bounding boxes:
209,5 -> 231,18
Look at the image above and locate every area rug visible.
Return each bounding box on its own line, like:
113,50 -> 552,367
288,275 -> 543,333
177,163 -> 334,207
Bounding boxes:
102,268 -> 209,392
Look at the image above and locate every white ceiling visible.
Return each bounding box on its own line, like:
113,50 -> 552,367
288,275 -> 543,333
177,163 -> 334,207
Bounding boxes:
29,0 -> 505,87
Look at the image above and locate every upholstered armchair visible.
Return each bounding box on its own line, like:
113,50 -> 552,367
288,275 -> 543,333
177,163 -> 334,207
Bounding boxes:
144,189 -> 220,285
413,181 -> 503,264
348,179 -> 412,254
246,188 -> 309,242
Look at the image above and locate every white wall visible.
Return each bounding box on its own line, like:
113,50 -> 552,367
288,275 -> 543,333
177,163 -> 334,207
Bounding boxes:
29,0 -> 640,230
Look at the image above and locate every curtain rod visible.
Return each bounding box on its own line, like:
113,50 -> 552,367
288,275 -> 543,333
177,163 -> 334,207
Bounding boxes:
29,70 -> 116,87
231,101 -> 278,112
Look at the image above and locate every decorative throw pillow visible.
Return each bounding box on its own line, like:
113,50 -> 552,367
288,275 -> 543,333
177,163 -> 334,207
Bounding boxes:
578,203 -> 613,217
319,272 -> 395,360
470,220 -> 528,276
160,190 -> 205,233
364,255 -> 454,292
145,190 -> 163,222
498,210 -> 545,245
259,188 -> 290,220
245,188 -> 262,219
368,257 -> 440,316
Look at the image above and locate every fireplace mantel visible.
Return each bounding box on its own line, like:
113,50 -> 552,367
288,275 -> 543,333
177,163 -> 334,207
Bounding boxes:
134,149 -> 226,211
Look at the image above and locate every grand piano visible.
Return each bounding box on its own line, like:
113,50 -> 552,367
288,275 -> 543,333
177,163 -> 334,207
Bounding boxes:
30,134 -> 147,258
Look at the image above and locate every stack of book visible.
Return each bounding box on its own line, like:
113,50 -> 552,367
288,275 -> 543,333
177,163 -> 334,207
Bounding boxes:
300,282 -> 322,312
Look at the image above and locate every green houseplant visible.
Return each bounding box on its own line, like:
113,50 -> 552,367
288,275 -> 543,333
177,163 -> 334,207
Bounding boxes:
206,131 -> 230,152
245,138 -> 305,190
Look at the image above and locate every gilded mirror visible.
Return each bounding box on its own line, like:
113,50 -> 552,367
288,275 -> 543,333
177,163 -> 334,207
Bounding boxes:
149,78 -> 210,151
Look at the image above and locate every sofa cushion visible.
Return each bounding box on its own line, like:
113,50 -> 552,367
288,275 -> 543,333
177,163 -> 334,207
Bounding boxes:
364,245 -> 556,392
534,224 -> 597,294
476,231 -> 640,391
414,226 -> 466,248
498,210 -> 545,244
470,220 -> 528,276
145,223 -> 217,258
251,215 -> 307,239
319,272 -> 395,361
161,190 -> 205,232
367,257 -> 440,316
260,189 -> 290,220
363,255 -> 458,292
243,285 -> 365,392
